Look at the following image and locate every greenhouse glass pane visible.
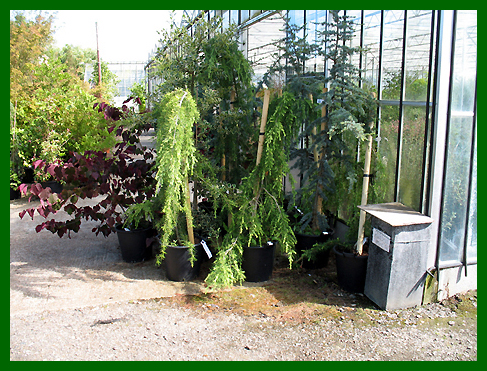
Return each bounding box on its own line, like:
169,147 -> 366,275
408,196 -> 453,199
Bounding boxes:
404,11 -> 432,101
439,10 -> 477,265
288,10 -> 304,28
398,106 -> 427,211
378,105 -> 399,203
451,11 -> 477,113
362,10 -> 381,91
347,10 -> 362,74
230,10 -> 239,25
241,10 -> 250,23
466,125 -> 477,262
222,10 -> 229,29
305,10 -> 326,73
381,10 -> 404,101
439,116 -> 473,264
247,13 -> 286,84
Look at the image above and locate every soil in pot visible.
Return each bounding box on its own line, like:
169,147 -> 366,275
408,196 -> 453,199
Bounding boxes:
296,230 -> 334,269
242,242 -> 276,282
333,245 -> 368,293
115,225 -> 154,263
164,241 -> 204,282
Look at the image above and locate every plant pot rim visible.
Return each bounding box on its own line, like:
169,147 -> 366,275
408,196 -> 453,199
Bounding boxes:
296,228 -> 335,238
245,242 -> 275,249
168,236 -> 202,248
115,224 -> 152,233
167,243 -> 202,249
333,245 -> 368,258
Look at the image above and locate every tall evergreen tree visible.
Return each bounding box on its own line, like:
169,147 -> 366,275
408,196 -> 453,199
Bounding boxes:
288,10 -> 377,233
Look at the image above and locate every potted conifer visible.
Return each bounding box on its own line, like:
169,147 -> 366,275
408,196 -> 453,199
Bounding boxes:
269,11 -> 378,284
205,88 -> 297,287
261,15 -> 333,268
151,89 -> 207,281
315,10 -> 378,293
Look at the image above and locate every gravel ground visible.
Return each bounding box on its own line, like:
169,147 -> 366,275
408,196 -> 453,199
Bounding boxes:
10,126 -> 477,361
10,290 -> 477,361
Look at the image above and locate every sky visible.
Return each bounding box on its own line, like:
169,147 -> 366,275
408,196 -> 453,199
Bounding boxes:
51,10 -> 182,63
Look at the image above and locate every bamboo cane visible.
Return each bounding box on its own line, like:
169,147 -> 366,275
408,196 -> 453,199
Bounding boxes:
356,121 -> 374,255
184,174 -> 195,246
255,88 -> 271,167
311,89 -> 328,229
220,89 -> 236,182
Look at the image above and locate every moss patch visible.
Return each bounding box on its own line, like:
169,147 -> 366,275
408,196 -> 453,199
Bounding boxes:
157,257 -> 477,328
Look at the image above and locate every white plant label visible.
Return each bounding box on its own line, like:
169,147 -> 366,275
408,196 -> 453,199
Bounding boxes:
201,240 -> 212,259
372,228 -> 391,252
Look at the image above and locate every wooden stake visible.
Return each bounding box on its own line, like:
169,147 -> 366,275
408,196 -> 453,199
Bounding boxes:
184,174 -> 195,246
356,121 -> 374,255
95,22 -> 102,86
311,90 -> 328,230
230,88 -> 235,110
255,88 -> 270,167
221,88 -> 236,182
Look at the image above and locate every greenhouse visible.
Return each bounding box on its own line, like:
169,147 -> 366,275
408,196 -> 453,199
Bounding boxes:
10,9 -> 477,361
144,10 -> 477,302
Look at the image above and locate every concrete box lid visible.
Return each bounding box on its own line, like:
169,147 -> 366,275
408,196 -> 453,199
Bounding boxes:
358,202 -> 433,227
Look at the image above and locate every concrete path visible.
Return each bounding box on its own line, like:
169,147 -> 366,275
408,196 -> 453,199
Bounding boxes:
10,129 -> 209,316
10,196 -> 209,316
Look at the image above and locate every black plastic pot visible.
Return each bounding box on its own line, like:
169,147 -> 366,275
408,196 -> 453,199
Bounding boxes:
333,245 -> 368,293
10,187 -> 20,200
164,243 -> 204,281
41,181 -> 63,194
295,230 -> 333,269
115,225 -> 153,263
22,167 -> 34,183
242,242 -> 276,282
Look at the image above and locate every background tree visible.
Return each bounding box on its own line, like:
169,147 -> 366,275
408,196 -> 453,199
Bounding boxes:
89,59 -> 120,102
10,11 -> 54,108
47,44 -> 97,80
151,13 -> 256,206
10,10 -> 118,187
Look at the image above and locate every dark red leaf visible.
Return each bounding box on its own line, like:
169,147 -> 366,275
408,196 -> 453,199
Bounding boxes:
19,184 -> 28,196
47,164 -> 57,178
57,228 -> 65,238
33,159 -> 44,169
37,206 -> 47,218
64,204 -> 77,215
33,183 -> 43,195
38,188 -> 52,200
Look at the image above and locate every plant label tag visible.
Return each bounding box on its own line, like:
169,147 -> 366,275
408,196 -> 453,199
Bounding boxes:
372,228 -> 391,252
201,240 -> 212,259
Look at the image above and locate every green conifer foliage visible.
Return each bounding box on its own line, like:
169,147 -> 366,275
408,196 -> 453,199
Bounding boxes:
152,89 -> 199,264
289,10 -> 377,233
205,91 -> 298,288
